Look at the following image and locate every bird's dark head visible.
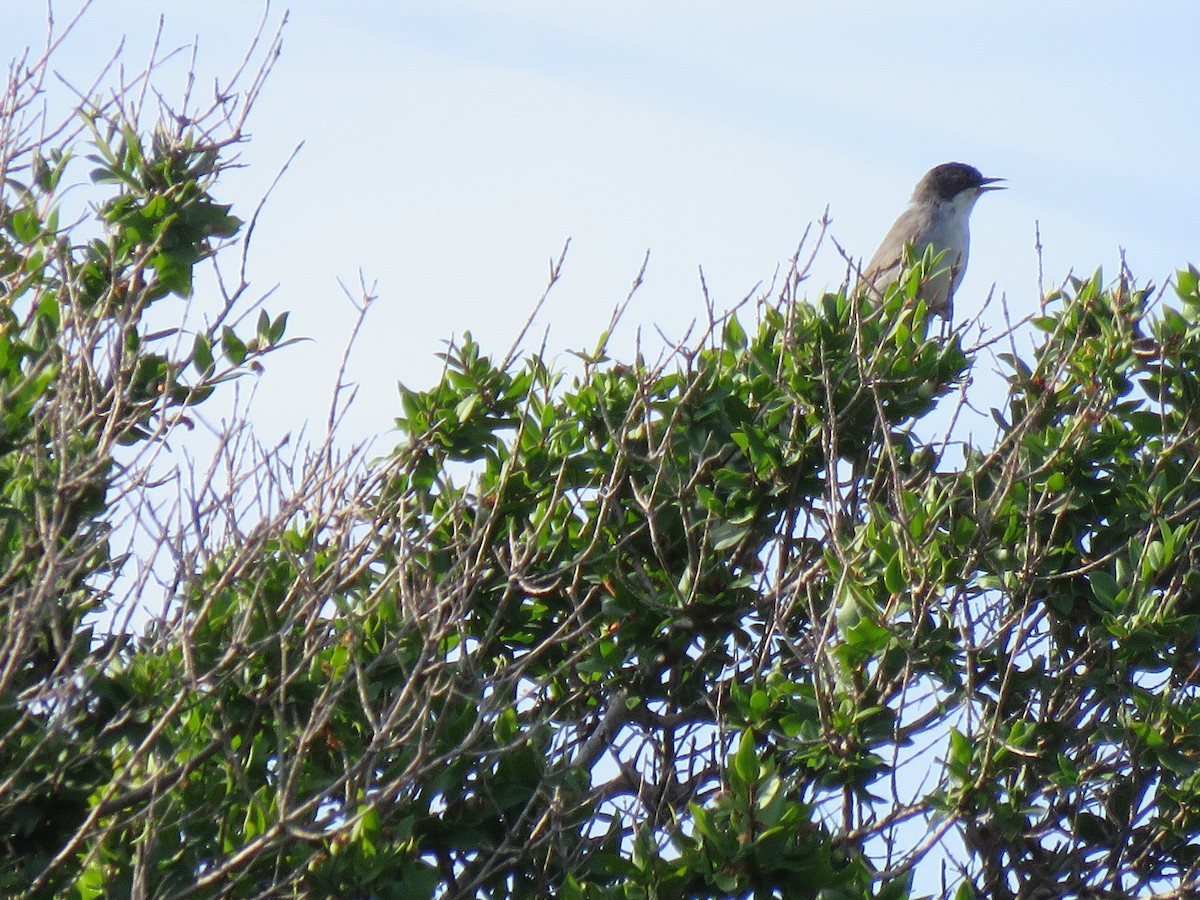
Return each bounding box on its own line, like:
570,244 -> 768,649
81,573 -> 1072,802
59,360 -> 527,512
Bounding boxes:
914,162 -> 1005,204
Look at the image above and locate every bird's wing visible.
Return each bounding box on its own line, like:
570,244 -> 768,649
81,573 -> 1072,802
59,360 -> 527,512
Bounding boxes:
860,205 -> 935,291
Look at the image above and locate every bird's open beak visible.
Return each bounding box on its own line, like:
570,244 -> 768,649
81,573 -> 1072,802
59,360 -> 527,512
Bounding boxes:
981,176 -> 1006,191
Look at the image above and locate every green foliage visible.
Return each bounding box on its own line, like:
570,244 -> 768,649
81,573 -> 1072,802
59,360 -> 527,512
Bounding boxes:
0,41 -> 293,899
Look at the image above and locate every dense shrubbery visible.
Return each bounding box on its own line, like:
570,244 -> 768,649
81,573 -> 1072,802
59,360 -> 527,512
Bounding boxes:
7,16 -> 1200,900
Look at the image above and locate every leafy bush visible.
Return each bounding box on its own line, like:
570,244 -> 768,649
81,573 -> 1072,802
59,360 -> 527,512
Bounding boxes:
7,14 -> 1200,900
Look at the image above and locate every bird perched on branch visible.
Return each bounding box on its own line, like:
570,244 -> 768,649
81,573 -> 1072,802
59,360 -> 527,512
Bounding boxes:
860,161 -> 1004,320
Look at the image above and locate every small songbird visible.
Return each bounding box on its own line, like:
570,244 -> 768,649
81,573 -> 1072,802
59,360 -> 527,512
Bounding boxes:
860,162 -> 1004,320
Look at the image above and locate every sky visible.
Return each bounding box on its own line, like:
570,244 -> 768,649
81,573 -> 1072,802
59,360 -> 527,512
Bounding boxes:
7,0 -> 1199,453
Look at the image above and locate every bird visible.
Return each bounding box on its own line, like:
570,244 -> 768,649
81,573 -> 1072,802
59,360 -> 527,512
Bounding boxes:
859,161 -> 1004,320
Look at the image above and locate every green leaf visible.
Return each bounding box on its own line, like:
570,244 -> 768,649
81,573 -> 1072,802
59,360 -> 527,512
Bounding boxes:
454,393 -> 479,422
694,483 -> 719,513
843,617 -> 890,654
947,728 -> 973,779
711,521 -> 750,551
1176,266 -> 1199,301
493,707 -> 518,743
714,871 -> 739,893
1156,746 -> 1198,778
883,551 -> 904,594
724,313 -> 746,350
150,250 -> 194,297
1142,540 -> 1164,580
1160,519 -> 1176,564
876,872 -> 914,900
221,326 -> 247,365
733,729 -> 759,785
1089,570 -> 1122,611
10,207 -> 40,243
749,689 -> 770,715
1055,753 -> 1080,787
269,311 -> 289,344
689,802 -> 719,845
192,333 -> 215,375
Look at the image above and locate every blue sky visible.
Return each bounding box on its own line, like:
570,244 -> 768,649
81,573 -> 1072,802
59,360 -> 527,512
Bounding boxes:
6,3 -> 1198,889
7,1 -> 1199,448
